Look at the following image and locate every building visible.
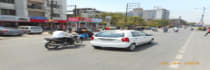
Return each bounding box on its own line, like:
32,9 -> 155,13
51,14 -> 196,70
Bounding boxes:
0,0 -> 67,28
45,0 -> 67,20
0,0 -> 66,20
73,8 -> 101,17
143,8 -> 170,21
128,8 -> 144,17
143,10 -> 156,21
155,9 -> 170,20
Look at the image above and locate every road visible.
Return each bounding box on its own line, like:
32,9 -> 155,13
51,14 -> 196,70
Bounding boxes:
0,29 -> 209,70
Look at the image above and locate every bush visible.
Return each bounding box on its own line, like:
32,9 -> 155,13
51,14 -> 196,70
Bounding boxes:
197,27 -> 202,30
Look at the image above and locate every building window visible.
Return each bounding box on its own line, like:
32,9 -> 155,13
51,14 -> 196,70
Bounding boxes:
53,13 -> 60,17
47,0 -> 61,9
0,0 -> 15,4
28,3 -> 43,9
1,9 -> 16,15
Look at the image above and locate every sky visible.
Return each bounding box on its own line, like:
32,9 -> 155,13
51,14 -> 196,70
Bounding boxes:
67,0 -> 210,24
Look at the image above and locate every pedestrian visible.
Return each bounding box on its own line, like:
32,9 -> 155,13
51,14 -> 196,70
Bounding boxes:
204,27 -> 210,37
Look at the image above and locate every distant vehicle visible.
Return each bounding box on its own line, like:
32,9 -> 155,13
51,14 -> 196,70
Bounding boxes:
0,27 -> 24,36
19,26 -> 43,34
76,28 -> 93,39
163,27 -> 168,32
90,30 -> 154,51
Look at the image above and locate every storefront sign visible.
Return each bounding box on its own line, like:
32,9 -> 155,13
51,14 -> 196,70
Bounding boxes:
0,15 -> 29,22
30,16 -> 47,20
17,17 -> 30,22
53,20 -> 67,23
0,15 -> 18,21
30,16 -> 47,23
68,17 -> 80,22
82,17 -> 92,22
92,18 -> 103,23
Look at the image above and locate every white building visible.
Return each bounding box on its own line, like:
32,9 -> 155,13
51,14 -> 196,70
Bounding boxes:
0,0 -> 67,20
143,8 -> 170,21
128,8 -> 144,17
155,9 -> 170,20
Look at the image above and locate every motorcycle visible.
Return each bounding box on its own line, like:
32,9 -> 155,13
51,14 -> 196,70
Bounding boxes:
174,29 -> 179,32
44,35 -> 82,50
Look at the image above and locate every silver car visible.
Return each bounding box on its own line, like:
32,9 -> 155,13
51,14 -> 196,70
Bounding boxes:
0,27 -> 24,36
19,26 -> 43,34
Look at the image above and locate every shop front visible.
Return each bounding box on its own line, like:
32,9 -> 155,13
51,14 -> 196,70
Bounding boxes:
0,15 -> 29,27
29,16 -> 49,30
67,17 -> 102,32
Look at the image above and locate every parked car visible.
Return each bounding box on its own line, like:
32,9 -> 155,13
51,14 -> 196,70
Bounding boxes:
0,27 -> 24,36
90,30 -> 154,51
19,26 -> 43,34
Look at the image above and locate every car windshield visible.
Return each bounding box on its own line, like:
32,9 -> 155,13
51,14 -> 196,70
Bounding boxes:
96,31 -> 124,37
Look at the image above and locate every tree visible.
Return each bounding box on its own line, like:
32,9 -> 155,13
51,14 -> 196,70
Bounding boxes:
146,20 -> 169,27
97,12 -> 146,28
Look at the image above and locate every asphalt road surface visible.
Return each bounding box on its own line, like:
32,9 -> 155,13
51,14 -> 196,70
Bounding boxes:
0,29 -> 209,70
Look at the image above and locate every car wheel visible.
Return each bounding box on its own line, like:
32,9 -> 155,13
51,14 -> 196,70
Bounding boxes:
93,46 -> 101,49
148,38 -> 154,44
128,44 -> 136,51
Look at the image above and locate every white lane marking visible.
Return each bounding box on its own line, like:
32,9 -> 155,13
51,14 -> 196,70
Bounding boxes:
169,32 -> 194,69
181,31 -> 194,51
169,61 -> 180,69
175,54 -> 184,60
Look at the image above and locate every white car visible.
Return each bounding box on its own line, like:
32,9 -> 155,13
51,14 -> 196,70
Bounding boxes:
19,26 -> 43,34
90,30 -> 154,51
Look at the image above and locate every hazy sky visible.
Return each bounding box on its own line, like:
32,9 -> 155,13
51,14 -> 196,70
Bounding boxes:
67,0 -> 210,24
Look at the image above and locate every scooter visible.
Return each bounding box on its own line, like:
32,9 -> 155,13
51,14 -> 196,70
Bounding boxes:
44,36 -> 82,50
174,30 -> 179,32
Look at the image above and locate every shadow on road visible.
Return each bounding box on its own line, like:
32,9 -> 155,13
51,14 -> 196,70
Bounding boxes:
94,42 -> 158,52
47,44 -> 86,51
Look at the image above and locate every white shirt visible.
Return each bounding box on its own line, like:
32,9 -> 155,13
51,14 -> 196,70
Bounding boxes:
52,31 -> 72,38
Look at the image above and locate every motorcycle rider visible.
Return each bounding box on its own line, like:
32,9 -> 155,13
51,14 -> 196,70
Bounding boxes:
204,27 -> 210,37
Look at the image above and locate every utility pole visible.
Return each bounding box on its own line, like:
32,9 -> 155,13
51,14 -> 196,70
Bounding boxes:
125,3 -> 138,27
125,3 -> 128,25
50,0 -> 54,33
199,7 -> 206,26
74,5 -> 77,17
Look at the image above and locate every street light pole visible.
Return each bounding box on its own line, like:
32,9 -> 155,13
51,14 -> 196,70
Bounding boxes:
50,0 -> 54,33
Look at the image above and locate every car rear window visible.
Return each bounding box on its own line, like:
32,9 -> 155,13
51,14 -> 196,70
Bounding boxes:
96,31 -> 124,37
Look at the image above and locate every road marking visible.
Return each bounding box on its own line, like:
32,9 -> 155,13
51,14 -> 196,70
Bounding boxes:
169,61 -> 180,69
175,54 -> 183,60
169,32 -> 194,69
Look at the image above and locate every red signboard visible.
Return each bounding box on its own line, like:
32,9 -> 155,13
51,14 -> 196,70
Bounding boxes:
53,20 -> 67,23
30,19 -> 47,23
68,17 -> 80,22
82,17 -> 92,22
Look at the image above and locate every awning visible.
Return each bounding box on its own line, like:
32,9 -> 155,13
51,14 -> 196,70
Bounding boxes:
30,19 -> 48,23
53,20 -> 68,23
30,16 -> 47,23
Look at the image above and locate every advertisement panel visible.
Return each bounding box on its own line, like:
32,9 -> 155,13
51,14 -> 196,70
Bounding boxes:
68,17 -> 80,22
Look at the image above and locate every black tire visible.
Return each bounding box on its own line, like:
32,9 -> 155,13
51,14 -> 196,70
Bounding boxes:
93,46 -> 101,49
38,32 -> 43,34
148,38 -> 154,44
45,42 -> 58,49
127,44 -> 136,51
